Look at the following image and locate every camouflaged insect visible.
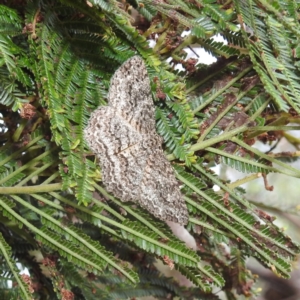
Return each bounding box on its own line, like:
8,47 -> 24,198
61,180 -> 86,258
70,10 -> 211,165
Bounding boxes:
84,56 -> 188,225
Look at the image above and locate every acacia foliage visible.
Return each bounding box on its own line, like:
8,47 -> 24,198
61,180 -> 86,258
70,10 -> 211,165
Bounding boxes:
0,1 -> 300,299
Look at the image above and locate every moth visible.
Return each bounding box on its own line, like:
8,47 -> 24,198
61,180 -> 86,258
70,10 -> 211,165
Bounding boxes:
84,56 -> 188,225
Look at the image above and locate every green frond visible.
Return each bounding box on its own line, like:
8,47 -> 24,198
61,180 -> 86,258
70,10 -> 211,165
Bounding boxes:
0,197 -> 20,227
0,5 -> 22,35
137,266 -> 216,299
10,194 -> 139,283
38,226 -> 117,272
202,2 -> 233,30
138,6 -> 156,21
142,0 -> 216,38
175,266 -> 212,294
60,262 -> 113,299
0,36 -> 18,73
120,220 -> 199,267
174,164 -> 207,195
280,1 -> 298,18
221,31 -> 246,48
192,15 -> 216,38
189,94 -> 205,112
201,38 -> 241,58
89,0 -> 117,12
0,233 -> 33,299
177,172 -> 298,278
219,151 -> 275,174
235,0 -> 300,112
166,101 -> 200,141
0,170 -> 26,187
156,107 -> 195,164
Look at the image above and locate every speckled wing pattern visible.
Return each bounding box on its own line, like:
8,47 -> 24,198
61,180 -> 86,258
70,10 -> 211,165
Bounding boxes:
84,56 -> 189,225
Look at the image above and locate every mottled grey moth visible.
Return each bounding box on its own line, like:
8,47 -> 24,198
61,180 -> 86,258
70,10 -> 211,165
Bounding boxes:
84,56 -> 188,225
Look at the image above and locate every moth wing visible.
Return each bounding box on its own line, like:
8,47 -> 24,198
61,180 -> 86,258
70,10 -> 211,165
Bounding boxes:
103,143 -> 147,202
107,56 -> 156,134
103,133 -> 189,225
85,106 -> 146,201
138,135 -> 189,225
84,106 -> 140,156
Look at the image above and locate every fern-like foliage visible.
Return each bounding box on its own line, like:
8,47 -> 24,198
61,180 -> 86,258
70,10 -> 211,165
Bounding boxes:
234,0 -> 300,113
1,0 -> 300,299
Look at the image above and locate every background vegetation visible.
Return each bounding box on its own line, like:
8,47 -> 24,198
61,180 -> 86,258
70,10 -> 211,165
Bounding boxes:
1,0 -> 300,299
